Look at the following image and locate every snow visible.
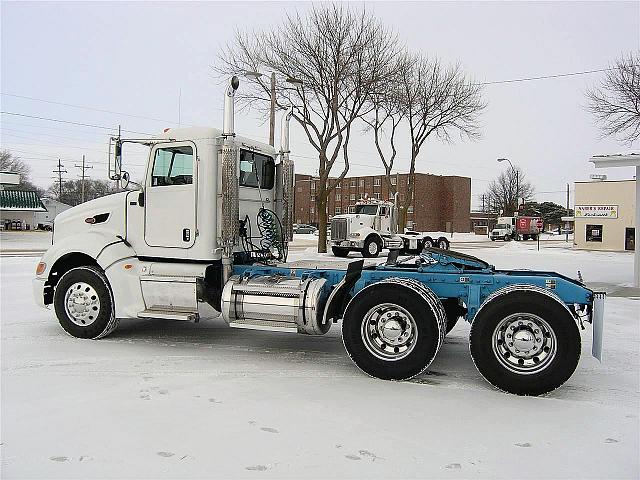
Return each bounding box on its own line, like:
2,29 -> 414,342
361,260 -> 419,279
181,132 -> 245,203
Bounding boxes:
1,247 -> 639,478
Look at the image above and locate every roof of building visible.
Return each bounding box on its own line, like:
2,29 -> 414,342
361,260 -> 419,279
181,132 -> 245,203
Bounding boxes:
0,190 -> 47,212
590,153 -> 640,168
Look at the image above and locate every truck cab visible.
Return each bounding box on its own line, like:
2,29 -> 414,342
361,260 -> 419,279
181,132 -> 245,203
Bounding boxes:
329,199 -> 402,257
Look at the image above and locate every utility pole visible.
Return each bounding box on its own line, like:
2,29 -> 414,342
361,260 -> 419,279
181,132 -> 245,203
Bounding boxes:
269,72 -> 276,147
52,159 -> 67,203
75,155 -> 93,203
566,183 -> 570,243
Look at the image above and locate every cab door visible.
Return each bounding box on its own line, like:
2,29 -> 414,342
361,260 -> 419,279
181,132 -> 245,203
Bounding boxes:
144,142 -> 197,248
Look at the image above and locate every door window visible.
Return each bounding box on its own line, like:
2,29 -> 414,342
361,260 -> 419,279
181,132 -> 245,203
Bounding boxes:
151,146 -> 194,186
239,150 -> 275,189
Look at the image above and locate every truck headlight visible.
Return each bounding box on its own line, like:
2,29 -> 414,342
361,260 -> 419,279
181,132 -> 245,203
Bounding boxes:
348,233 -> 360,238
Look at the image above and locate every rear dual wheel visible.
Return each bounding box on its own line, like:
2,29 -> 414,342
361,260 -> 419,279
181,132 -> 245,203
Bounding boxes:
470,289 -> 580,395
342,279 -> 446,380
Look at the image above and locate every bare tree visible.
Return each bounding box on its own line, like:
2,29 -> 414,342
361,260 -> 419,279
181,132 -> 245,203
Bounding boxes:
217,5 -> 401,251
46,178 -> 119,206
587,52 -> 640,144
482,167 -> 534,216
366,55 -> 485,230
362,56 -> 410,198
0,150 -> 44,195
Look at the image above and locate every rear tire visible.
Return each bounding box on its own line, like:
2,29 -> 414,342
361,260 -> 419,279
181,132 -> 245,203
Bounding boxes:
331,246 -> 350,257
469,289 -> 580,395
54,266 -> 118,339
437,237 -> 450,250
342,279 -> 446,380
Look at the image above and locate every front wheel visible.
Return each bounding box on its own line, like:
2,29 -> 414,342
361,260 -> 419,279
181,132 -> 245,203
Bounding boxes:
469,289 -> 581,395
437,237 -> 450,250
361,237 -> 381,258
53,266 -> 118,339
331,246 -> 350,257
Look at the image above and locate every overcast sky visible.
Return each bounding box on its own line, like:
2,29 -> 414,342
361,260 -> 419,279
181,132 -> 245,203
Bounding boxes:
1,1 -> 638,207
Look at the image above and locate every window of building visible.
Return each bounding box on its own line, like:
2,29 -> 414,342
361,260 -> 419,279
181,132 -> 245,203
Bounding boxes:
586,224 -> 602,242
391,177 -> 397,186
310,207 -> 315,214
335,206 -> 341,214
311,182 -> 315,190
336,193 -> 341,201
297,187 -> 302,192
350,193 -> 356,201
351,179 -> 356,187
239,150 -> 275,189
311,195 -> 315,202
336,182 -> 341,189
373,193 -> 381,199
400,193 -> 405,202
151,145 -> 194,187
374,178 -> 381,187
349,205 -> 356,213
359,179 -> 365,188
407,206 -> 414,214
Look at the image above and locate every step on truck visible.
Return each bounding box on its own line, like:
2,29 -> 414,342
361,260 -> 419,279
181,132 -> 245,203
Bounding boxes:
33,77 -> 605,395
330,198 -> 450,258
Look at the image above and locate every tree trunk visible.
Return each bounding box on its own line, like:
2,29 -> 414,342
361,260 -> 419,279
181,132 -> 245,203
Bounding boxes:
316,190 -> 328,253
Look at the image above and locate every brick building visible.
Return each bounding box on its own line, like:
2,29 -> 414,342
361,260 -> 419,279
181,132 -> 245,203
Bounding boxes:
295,173 -> 471,232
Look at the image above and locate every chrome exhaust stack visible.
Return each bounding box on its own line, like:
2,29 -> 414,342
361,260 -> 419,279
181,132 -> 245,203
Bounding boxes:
221,76 -> 240,278
278,106 -> 295,243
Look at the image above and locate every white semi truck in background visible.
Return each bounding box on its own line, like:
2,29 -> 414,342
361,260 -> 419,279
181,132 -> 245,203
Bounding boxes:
330,198 -> 450,257
33,76 -> 605,396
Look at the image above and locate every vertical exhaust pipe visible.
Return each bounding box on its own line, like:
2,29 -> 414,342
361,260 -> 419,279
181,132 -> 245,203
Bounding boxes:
223,76 -> 240,136
279,106 -> 295,243
221,76 -> 241,281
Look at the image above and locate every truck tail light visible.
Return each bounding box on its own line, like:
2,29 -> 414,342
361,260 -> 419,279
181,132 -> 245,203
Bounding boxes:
35,262 -> 46,276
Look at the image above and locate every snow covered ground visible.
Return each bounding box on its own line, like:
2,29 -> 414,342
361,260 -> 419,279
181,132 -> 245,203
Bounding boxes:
1,246 -> 639,478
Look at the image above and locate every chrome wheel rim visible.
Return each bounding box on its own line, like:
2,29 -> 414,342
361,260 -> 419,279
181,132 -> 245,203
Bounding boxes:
64,282 -> 101,326
361,303 -> 417,361
368,241 -> 378,255
438,240 -> 447,249
492,313 -> 557,375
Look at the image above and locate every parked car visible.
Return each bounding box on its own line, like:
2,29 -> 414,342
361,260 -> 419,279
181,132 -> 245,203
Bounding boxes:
293,223 -> 317,234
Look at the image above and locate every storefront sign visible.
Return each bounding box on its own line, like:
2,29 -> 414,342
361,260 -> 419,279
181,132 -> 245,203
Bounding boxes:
575,205 -> 618,219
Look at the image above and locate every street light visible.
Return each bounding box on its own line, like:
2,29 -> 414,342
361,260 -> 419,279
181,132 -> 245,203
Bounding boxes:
497,157 -> 519,213
244,71 -> 303,147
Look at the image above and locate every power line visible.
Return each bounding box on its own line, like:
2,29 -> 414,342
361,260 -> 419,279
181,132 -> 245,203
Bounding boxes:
1,92 -> 181,124
477,66 -> 622,86
0,111 -> 153,136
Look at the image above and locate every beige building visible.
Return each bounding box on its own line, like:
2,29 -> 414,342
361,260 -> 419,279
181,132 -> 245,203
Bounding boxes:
574,179 -> 635,252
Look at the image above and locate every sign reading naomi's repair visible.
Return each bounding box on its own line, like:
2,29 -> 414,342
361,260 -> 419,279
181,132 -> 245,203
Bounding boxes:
574,205 -> 619,219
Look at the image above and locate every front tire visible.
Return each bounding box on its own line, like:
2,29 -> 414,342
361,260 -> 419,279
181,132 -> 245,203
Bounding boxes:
361,236 -> 381,258
437,237 -> 450,250
331,246 -> 350,257
54,266 -> 118,339
469,289 -> 580,395
342,279 -> 446,380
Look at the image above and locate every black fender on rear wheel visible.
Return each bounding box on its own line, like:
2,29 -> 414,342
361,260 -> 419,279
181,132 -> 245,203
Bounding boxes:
361,235 -> 382,258
53,266 -> 118,339
469,288 -> 580,396
342,278 -> 446,380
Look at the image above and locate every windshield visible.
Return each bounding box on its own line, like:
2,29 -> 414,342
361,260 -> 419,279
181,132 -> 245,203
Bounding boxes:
495,224 -> 510,229
355,205 -> 379,215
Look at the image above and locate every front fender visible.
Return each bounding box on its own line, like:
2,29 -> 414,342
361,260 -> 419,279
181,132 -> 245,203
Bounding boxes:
37,231 -> 137,279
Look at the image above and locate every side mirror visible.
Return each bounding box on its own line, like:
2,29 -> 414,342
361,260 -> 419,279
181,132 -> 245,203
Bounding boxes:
121,171 -> 131,190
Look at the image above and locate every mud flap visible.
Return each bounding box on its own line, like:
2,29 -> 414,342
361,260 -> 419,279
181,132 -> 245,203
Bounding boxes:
591,292 -> 606,361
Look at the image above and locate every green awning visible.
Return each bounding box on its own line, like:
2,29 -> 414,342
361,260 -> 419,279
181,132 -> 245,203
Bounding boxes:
0,190 -> 47,212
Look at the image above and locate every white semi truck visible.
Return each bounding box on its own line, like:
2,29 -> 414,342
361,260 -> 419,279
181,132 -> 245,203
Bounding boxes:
33,77 -> 605,395
330,199 -> 450,257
